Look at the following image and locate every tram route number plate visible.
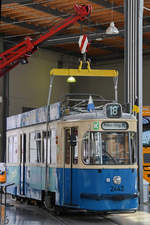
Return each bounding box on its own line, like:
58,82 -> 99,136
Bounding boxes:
110,185 -> 124,192
106,103 -> 122,118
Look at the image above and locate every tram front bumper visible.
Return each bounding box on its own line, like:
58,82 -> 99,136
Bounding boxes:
80,193 -> 138,201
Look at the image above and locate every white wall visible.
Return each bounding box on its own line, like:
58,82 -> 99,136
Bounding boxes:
9,49 -> 72,115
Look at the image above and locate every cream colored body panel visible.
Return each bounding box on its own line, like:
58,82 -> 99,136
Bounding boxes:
6,116 -> 137,169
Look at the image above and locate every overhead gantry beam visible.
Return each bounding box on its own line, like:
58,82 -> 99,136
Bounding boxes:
50,59 -> 118,77
50,68 -> 118,77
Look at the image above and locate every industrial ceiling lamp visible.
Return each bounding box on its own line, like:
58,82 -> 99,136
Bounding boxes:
67,76 -> 76,83
106,21 -> 119,34
106,0 -> 119,35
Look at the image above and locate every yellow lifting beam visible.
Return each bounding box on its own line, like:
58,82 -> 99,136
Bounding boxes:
50,60 -> 118,77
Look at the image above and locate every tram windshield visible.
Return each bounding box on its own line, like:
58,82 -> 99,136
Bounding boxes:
82,131 -> 136,165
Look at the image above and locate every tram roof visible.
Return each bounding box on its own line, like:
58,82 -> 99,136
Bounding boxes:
62,111 -> 136,121
6,101 -> 136,131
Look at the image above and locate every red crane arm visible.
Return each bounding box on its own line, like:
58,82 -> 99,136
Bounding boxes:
0,4 -> 91,77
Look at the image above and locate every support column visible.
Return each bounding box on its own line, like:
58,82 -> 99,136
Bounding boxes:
124,0 -> 137,112
0,40 -> 9,162
137,0 -> 144,204
0,39 -> 4,161
124,0 -> 144,203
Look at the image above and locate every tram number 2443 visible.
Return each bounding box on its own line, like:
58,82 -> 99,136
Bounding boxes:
110,185 -> 124,192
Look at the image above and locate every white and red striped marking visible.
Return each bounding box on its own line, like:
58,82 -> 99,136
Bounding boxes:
78,35 -> 89,54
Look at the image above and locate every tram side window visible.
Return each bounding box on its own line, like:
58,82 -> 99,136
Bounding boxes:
43,129 -> 57,164
43,131 -> 50,164
8,135 -> 18,163
65,127 -> 78,165
82,132 -> 102,165
72,127 -> 78,164
51,129 -> 57,164
29,131 -> 41,163
65,129 -> 71,164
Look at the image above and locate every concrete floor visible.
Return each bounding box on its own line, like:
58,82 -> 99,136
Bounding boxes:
107,203 -> 150,225
1,198 -> 150,225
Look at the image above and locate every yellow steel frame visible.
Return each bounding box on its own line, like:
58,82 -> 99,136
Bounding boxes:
50,61 -> 118,77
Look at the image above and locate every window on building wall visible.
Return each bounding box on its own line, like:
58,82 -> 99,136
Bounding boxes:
29,131 -> 41,163
8,135 -> 18,163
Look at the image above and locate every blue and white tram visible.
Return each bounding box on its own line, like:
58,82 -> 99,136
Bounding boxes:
6,101 -> 138,212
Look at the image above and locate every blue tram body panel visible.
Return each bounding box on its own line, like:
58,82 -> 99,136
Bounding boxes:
56,168 -> 138,211
25,166 -> 42,200
7,165 -> 57,200
6,166 -> 20,195
41,167 -> 57,192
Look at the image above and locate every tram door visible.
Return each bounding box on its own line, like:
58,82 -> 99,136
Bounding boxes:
64,127 -> 78,205
20,134 -> 26,195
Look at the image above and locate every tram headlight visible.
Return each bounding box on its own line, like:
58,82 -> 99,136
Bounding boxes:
113,176 -> 121,185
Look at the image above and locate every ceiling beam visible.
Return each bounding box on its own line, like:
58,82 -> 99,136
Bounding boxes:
2,0 -> 106,34
40,31 -> 124,45
2,0 -> 32,4
1,16 -> 45,32
3,0 -> 70,17
3,24 -> 150,47
2,1 -> 60,33
3,1 -> 107,27
88,0 -> 124,14
2,29 -> 124,45
17,1 -> 106,32
3,0 -> 124,14
19,1 -> 66,17
2,29 -> 123,44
